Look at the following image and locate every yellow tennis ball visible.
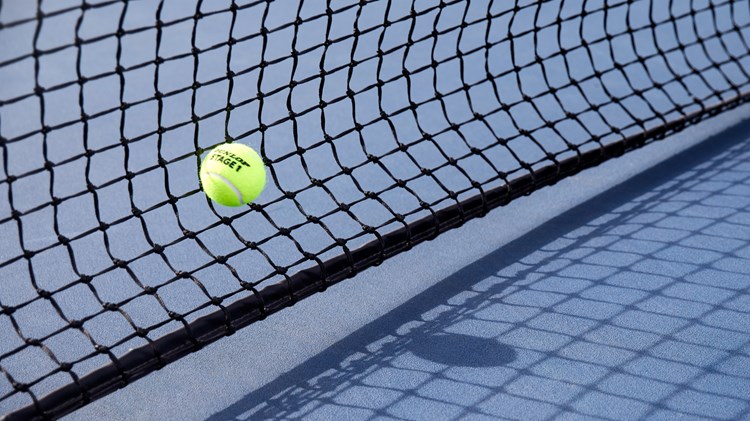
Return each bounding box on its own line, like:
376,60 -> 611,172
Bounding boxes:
199,143 -> 266,207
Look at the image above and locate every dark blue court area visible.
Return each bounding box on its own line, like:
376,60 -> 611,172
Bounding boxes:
69,107 -> 750,421
2,1 -> 750,419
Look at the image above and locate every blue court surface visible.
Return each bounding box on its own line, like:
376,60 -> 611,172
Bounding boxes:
2,0 -> 750,420
67,109 -> 750,420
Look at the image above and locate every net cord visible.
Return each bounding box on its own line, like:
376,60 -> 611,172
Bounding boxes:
5,88 -> 750,421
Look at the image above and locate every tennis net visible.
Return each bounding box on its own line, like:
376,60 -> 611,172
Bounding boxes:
1,0 -> 750,418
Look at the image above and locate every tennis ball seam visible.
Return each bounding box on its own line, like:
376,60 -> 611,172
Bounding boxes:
206,171 -> 244,204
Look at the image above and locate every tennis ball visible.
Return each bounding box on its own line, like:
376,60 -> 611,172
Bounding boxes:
199,143 -> 266,207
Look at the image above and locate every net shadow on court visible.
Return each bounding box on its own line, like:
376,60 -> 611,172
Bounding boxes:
3,1 -> 750,417
208,119 -> 750,421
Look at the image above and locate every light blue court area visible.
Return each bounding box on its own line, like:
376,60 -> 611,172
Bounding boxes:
71,110 -> 750,420
2,0 -> 750,419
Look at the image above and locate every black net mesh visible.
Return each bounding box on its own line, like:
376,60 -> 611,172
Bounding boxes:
1,0 -> 750,418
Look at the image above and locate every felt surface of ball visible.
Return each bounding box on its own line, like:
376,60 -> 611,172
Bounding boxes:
199,143 -> 266,207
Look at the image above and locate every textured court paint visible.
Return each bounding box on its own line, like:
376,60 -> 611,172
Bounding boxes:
72,107 -> 750,421
2,0 -> 750,418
